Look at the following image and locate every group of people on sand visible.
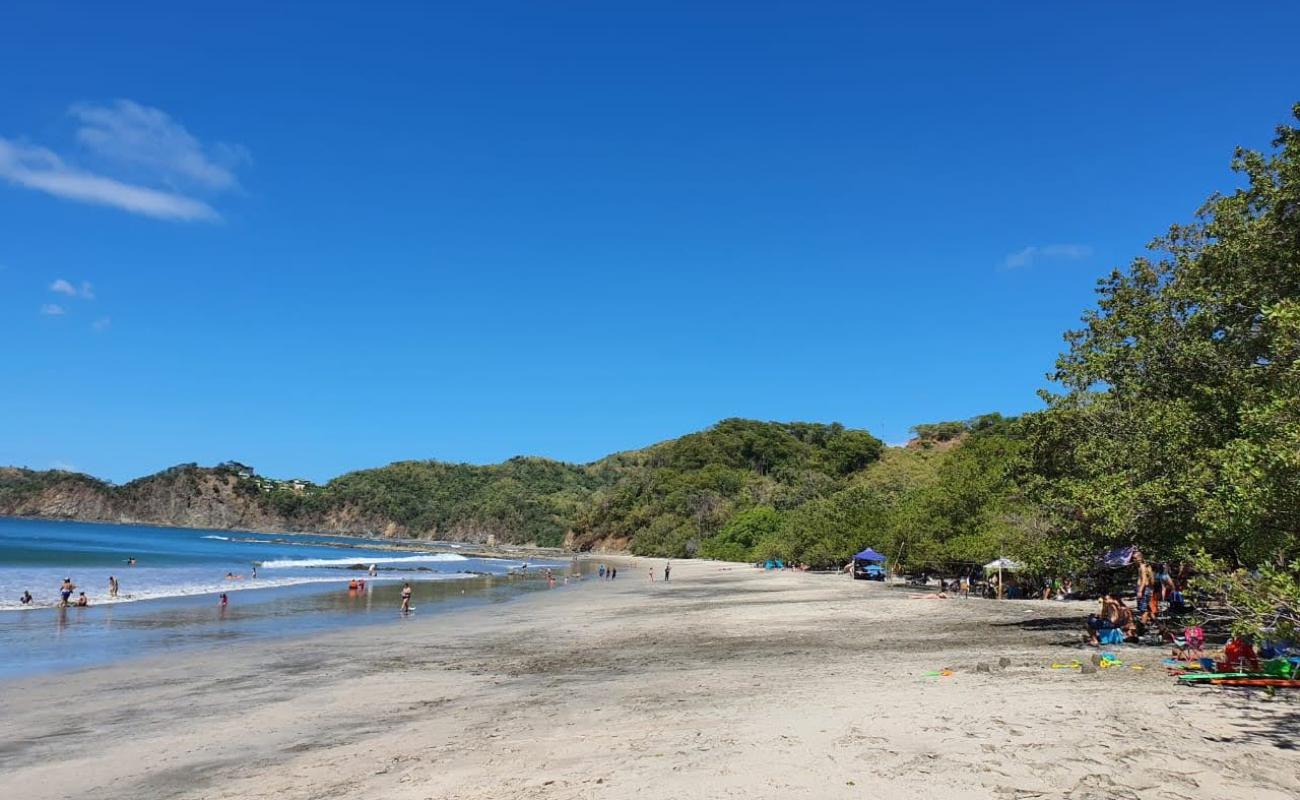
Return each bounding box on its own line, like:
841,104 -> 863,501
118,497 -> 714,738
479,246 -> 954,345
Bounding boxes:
1084,550 -> 1188,645
597,563 -> 618,580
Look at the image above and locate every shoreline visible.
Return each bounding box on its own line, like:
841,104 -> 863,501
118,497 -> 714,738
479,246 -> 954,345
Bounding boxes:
0,512 -> 578,561
2,558 -> 1294,800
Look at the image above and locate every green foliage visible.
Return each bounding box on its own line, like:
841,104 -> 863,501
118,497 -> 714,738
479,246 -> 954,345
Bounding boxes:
1027,103 -> 1300,570
1192,552 -> 1300,641
574,420 -> 884,561
698,506 -> 782,562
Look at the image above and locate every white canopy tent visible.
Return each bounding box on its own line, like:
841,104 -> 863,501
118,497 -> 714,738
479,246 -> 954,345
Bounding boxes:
983,558 -> 1023,573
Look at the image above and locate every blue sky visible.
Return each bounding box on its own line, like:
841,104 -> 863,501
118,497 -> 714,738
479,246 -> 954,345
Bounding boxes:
3,1 -> 1299,483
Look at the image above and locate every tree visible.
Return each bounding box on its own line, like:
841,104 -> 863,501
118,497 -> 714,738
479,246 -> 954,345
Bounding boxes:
1028,103 -> 1300,569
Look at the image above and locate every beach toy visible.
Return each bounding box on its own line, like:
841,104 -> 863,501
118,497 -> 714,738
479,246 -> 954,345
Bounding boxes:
1051,661 -> 1082,669
1262,659 -> 1296,678
922,669 -> 954,677
1176,672 -> 1251,683
1199,657 -> 1216,671
1209,678 -> 1300,688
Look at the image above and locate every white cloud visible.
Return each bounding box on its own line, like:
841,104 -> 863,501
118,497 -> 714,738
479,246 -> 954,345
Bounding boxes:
40,303 -> 66,315
51,277 -> 96,298
50,278 -> 77,295
71,100 -> 248,191
0,139 -> 219,221
1002,243 -> 1093,270
92,316 -> 111,332
0,100 -> 246,222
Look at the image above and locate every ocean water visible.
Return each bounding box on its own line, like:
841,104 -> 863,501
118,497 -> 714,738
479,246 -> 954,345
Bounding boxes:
0,518 -> 579,677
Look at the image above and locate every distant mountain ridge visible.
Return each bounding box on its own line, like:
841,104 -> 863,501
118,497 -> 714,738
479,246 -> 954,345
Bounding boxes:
0,419 -> 890,551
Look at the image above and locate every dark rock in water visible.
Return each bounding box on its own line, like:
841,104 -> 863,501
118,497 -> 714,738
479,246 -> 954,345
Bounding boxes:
976,663 -> 992,673
998,657 -> 1011,668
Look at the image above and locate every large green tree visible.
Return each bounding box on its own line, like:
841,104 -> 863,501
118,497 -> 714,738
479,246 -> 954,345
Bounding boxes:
1028,104 -> 1300,568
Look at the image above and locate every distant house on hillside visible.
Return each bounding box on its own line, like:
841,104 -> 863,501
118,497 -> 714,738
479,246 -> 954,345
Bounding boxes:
217,461 -> 256,479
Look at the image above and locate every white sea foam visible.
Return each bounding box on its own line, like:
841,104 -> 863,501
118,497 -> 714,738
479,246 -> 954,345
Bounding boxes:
0,571 -> 474,611
201,535 -> 230,540
257,553 -> 469,569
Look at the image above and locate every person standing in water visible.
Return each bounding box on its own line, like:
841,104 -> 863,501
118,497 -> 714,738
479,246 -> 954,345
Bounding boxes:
108,575 -> 119,598
20,590 -> 33,605
59,578 -> 76,607
400,582 -> 413,613
251,565 -> 257,579
369,564 -> 378,577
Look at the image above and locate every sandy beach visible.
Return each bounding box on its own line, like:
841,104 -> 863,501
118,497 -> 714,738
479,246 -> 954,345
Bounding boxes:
2,558 -> 1296,800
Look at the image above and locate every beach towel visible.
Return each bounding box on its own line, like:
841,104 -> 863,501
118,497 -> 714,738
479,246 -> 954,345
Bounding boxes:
1098,628 -> 1125,645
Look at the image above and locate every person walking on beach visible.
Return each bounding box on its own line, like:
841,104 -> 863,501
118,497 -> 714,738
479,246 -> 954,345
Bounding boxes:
648,566 -> 655,582
611,567 -> 618,580
400,582 -> 413,613
108,575 -> 119,598
59,578 -> 76,607
598,563 -> 606,579
664,561 -> 671,582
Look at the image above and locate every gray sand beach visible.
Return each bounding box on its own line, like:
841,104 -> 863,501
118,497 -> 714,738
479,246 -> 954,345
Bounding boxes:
2,559 -> 1296,799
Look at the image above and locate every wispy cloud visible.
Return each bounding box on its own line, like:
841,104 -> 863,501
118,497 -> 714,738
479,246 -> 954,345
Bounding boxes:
49,278 -> 95,299
72,100 -> 248,191
0,100 -> 246,222
1002,243 -> 1092,270
50,278 -> 77,296
40,303 -> 66,316
92,316 -> 112,332
0,139 -> 219,221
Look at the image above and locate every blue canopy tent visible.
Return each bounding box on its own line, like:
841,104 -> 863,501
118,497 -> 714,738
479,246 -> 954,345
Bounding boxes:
851,548 -> 887,581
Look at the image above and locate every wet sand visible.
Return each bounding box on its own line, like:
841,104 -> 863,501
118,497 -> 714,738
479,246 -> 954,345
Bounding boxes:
2,559 -> 1296,799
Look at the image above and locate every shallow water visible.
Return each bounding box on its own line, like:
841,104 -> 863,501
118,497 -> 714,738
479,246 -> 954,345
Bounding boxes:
0,518 -> 580,677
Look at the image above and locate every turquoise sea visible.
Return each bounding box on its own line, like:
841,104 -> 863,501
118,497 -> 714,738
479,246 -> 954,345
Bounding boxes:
0,517 -> 578,678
